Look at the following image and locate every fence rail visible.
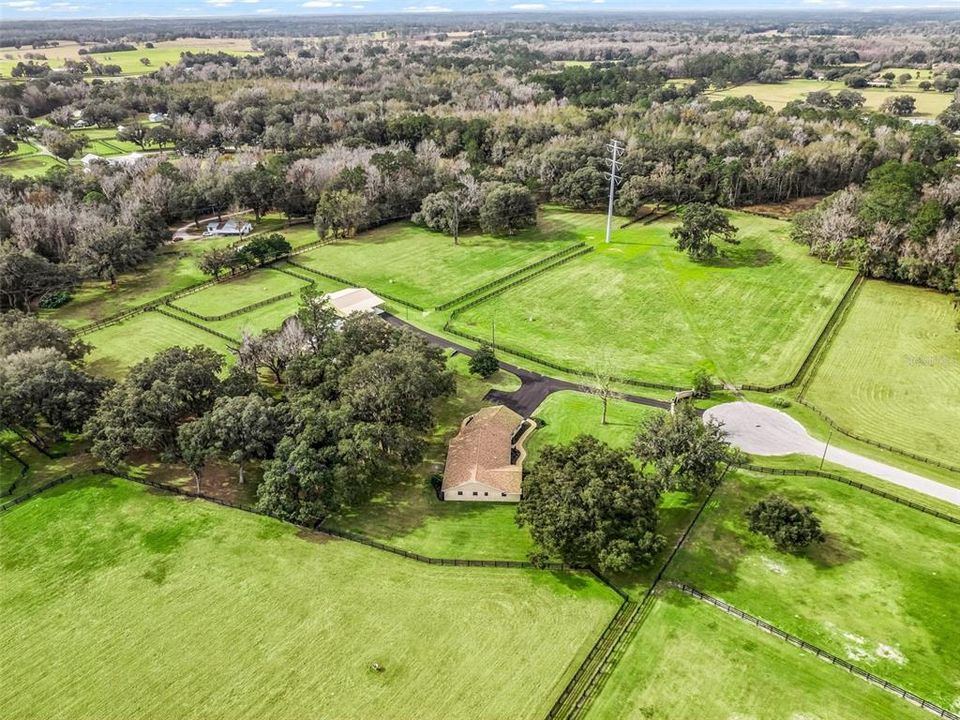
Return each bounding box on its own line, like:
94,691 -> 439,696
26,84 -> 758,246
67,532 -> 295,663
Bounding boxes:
153,307 -> 239,346
168,289 -> 301,323
285,260 -> 428,311
434,242 -> 587,311
740,273 -> 863,394
788,397 -> 960,475
0,473 -> 74,513
0,444 -> 30,497
737,462 -> 960,525
674,582 -> 960,720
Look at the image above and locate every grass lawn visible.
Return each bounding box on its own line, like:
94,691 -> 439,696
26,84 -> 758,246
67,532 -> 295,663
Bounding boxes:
0,154 -> 64,178
665,470 -> 960,707
585,588 -> 931,720
0,431 -> 98,502
526,390 -> 663,463
293,214 -> 578,308
0,475 -> 620,720
0,39 -> 258,78
709,78 -> 953,116
172,269 -> 311,318
802,280 -> 960,467
84,311 -> 234,378
452,209 -> 853,387
326,354 -> 539,560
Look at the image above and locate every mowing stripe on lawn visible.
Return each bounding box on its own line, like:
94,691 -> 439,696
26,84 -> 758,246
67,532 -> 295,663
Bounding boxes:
737,463 -> 960,525
672,582 -> 959,720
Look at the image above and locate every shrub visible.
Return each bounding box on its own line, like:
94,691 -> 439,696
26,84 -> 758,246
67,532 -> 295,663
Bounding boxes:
468,342 -> 499,377
746,494 -> 824,552
39,290 -> 72,309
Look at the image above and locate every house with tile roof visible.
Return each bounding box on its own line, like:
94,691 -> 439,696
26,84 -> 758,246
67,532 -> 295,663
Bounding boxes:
440,405 -> 535,503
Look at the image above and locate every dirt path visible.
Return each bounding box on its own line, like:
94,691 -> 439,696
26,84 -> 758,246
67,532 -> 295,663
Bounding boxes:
704,401 -> 960,507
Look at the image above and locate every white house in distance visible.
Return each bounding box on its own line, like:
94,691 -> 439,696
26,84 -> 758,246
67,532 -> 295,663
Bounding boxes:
204,220 -> 254,237
323,287 -> 385,317
441,405 -> 535,503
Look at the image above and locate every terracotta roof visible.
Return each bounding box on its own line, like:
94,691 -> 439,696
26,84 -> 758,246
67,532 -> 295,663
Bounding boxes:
442,405 -> 524,494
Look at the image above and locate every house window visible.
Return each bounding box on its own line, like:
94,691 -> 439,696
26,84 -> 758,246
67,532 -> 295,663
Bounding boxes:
483,492 -> 488,496
501,493 -> 507,497
457,491 -> 463,496
472,491 -> 478,496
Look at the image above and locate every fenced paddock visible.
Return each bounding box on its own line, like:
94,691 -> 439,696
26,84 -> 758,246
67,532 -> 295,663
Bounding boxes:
0,474 -> 621,720
170,268 -> 312,319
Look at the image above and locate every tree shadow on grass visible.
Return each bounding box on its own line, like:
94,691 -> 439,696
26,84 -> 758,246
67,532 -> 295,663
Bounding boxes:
701,245 -> 781,269
803,533 -> 865,570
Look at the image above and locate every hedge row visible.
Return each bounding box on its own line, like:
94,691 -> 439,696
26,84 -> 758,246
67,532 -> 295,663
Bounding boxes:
433,242 -> 587,311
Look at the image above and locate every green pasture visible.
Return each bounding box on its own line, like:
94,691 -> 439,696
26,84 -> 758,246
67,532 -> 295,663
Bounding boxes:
0,475 -> 619,720
526,390 -> 663,464
585,588 -> 930,720
666,470 -> 960,706
327,354 -> 538,560
451,209 -> 853,388
172,269 -> 310,318
709,78 -> 953,116
46,217 -> 306,329
0,39 -> 258,78
293,216 -> 577,308
802,280 -> 960,467
0,153 -> 64,178
84,311 -> 234,378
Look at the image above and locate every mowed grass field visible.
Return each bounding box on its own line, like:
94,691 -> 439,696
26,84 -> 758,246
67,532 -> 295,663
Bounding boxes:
0,475 -> 620,720
0,153 -> 64,178
452,209 -> 854,387
803,280 -> 960,467
172,269 -> 310,318
294,218 -> 578,308
665,471 -> 960,707
709,78 -> 953,117
0,38 -> 258,78
526,390 -> 663,463
84,311 -> 234,378
585,589 -> 931,720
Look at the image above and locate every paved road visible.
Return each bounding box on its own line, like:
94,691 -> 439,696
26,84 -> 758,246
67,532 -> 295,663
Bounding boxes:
382,313 -> 671,417
705,402 -> 960,507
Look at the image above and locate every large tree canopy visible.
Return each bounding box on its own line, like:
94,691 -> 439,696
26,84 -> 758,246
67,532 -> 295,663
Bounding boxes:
517,435 -> 664,573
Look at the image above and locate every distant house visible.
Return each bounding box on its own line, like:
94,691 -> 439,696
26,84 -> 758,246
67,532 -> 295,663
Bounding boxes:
203,220 -> 253,237
441,405 -> 534,503
867,79 -> 891,88
81,152 -> 144,171
323,287 -> 385,317
148,112 -> 168,123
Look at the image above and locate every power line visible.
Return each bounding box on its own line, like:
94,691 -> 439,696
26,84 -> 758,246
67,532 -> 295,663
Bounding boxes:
603,139 -> 624,245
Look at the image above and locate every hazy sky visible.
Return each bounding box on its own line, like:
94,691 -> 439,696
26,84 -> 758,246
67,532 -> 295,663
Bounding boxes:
1,0 -> 957,21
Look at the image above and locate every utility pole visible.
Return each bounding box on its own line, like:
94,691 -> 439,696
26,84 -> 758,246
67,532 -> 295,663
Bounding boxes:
604,139 -> 624,244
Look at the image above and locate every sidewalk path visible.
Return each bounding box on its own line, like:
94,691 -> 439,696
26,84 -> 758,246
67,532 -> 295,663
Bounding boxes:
704,401 -> 960,507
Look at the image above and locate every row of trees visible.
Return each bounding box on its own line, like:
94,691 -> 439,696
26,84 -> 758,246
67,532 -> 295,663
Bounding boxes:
80,287 -> 455,523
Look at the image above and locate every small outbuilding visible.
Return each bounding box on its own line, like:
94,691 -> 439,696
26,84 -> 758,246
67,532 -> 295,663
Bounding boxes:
441,405 -> 534,503
323,287 -> 385,317
204,220 -> 253,237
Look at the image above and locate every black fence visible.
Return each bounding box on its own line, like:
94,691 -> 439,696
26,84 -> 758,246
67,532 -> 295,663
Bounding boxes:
737,463 -> 960,524
788,397 -> 960,476
674,582 -> 960,720
740,273 -> 863,394
434,242 -> 587,311
0,444 -> 30,497
168,289 -> 300,323
447,246 -> 595,317
0,473 -> 74,513
285,260 -> 428,312
152,307 -> 239,346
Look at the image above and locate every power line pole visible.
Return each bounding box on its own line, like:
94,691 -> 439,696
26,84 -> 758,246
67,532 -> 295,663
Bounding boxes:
604,139 -> 624,244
